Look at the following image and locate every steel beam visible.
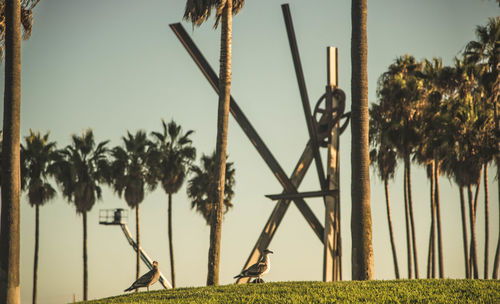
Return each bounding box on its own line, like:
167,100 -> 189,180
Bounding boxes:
281,4 -> 327,193
169,23 -> 324,241
266,189 -> 337,201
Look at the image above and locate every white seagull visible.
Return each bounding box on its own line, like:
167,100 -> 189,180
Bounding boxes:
234,249 -> 273,283
124,261 -> 160,292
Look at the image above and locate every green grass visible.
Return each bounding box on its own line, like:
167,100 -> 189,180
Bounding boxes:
82,279 -> 499,304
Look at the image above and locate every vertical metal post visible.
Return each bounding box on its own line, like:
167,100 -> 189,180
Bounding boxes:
323,46 -> 341,281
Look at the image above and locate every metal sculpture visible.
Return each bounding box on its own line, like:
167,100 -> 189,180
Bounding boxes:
169,3 -> 349,283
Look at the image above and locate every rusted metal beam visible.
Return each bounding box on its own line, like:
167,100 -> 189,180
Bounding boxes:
281,4 -> 327,193
169,22 -> 324,240
265,189 -> 338,201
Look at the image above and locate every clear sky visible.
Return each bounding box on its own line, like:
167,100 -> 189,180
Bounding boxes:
0,0 -> 498,303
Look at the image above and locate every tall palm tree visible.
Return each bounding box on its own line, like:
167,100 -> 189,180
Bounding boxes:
0,1 -> 39,303
376,55 -> 424,278
369,105 -> 400,279
442,60 -> 487,278
109,130 -> 153,290
150,120 -> 196,288
184,0 -> 244,286
464,17 -> 500,278
350,0 -> 373,280
417,57 -> 456,278
51,129 -> 109,301
187,152 -> 235,225
20,130 -> 57,304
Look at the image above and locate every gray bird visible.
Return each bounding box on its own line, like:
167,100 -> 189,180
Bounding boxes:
124,261 -> 160,292
234,249 -> 273,283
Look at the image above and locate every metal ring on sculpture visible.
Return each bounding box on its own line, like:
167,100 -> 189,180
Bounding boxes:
313,88 -> 347,147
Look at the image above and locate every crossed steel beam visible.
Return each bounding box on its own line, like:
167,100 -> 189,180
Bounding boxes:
281,4 -> 327,196
169,3 -> 336,284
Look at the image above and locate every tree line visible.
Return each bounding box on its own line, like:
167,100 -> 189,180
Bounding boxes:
2,119 -> 236,302
369,17 -> 499,280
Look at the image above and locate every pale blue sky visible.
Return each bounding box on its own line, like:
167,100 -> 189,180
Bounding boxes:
1,1 -> 498,303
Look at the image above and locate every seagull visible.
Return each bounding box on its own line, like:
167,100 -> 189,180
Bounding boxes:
124,261 -> 160,292
234,249 -> 273,283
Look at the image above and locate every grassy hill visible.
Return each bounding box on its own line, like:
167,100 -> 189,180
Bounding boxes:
82,279 -> 499,304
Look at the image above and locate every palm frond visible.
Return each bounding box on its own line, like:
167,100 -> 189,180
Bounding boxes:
184,0 -> 244,28
21,130 -> 59,206
186,151 -> 235,224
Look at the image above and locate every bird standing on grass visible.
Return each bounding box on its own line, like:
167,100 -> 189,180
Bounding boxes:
124,261 -> 160,292
234,249 -> 273,283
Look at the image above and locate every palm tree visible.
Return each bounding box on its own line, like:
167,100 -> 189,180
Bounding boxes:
443,59 -> 472,278
464,17 -> 500,278
376,55 -> 424,278
414,68 -> 438,278
51,129 -> 109,301
184,0 -> 244,286
20,130 -> 57,304
150,120 -> 196,288
0,1 -> 39,303
109,130 -> 153,290
369,105 -> 399,279
417,57 -> 456,278
350,0 -> 373,280
442,59 -> 488,278
187,152 -> 235,225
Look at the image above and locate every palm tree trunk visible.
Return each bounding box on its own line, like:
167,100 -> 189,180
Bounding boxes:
494,99 -> 500,279
0,0 -> 22,303
405,153 -> 419,279
32,204 -> 40,304
467,185 -> 479,279
207,0 -> 232,286
493,98 -> 500,277
484,165 -> 489,279
493,164 -> 500,278
384,179 -> 399,279
426,225 -> 434,279
426,163 -> 435,279
459,187 -> 470,278
472,174 -> 481,278
168,193 -> 175,288
434,159 -> 444,278
473,169 -> 481,218
135,206 -> 140,292
83,211 -> 88,301
405,155 -> 419,279
403,163 -> 413,278
350,0 -> 373,281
